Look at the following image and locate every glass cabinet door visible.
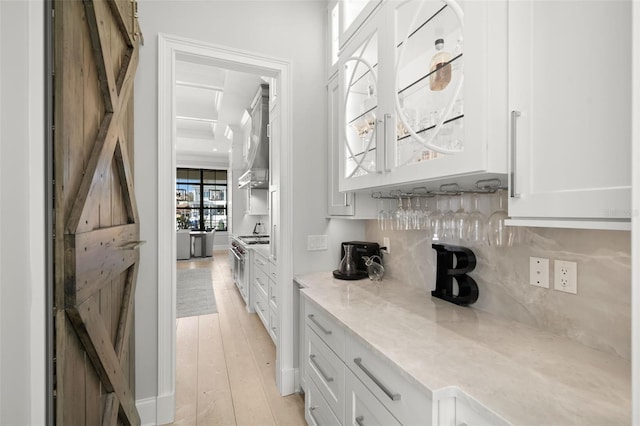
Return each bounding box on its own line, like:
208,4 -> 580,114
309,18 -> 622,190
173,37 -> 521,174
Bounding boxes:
393,0 -> 465,168
340,24 -> 381,181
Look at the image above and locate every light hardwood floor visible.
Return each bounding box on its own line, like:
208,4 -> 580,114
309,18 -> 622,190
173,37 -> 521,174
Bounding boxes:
172,251 -> 306,426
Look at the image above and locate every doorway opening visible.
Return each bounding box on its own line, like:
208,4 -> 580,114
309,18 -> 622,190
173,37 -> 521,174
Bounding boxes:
157,34 -> 294,423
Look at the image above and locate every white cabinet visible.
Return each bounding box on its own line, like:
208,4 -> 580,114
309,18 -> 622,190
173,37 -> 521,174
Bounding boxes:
435,391 -> 510,426
302,296 -> 433,425
507,0 -> 631,230
345,368 -> 400,426
327,0 -> 383,78
338,0 -> 508,193
328,76 -> 379,218
253,250 -> 278,344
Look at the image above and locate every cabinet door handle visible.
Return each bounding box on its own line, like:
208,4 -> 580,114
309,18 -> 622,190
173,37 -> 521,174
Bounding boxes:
309,354 -> 334,382
384,113 -> 392,172
510,110 -> 521,198
307,314 -> 332,335
309,406 -> 320,425
355,415 -> 365,426
353,357 -> 401,401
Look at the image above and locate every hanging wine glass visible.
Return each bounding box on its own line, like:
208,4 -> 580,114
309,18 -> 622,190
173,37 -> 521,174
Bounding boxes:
466,193 -> 486,244
453,193 -> 469,242
377,198 -> 387,231
430,197 -> 445,241
404,197 -> 414,230
442,196 -> 456,242
394,197 -> 404,231
487,189 -> 514,247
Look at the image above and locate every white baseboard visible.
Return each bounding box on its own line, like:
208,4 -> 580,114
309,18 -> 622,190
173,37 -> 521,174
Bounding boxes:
136,392 -> 175,426
136,397 -> 157,426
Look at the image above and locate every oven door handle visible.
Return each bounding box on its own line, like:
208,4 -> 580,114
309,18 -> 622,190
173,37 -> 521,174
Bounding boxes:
229,247 -> 242,262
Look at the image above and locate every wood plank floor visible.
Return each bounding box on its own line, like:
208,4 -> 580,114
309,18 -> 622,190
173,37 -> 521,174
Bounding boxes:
172,251 -> 306,426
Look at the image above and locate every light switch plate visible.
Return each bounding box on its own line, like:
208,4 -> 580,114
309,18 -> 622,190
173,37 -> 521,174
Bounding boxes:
307,235 -> 328,251
529,257 -> 549,288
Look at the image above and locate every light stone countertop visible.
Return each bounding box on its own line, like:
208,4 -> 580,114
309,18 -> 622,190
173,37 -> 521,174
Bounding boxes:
295,271 -> 631,425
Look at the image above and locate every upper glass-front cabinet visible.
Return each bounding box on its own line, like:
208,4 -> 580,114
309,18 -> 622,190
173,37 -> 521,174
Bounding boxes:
327,0 -> 383,77
338,0 -> 508,192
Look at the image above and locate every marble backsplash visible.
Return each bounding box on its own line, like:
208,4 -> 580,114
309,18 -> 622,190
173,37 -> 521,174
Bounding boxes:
365,221 -> 631,360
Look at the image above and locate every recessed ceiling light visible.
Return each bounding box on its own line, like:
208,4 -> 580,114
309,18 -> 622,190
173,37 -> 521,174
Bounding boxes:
212,148 -> 218,152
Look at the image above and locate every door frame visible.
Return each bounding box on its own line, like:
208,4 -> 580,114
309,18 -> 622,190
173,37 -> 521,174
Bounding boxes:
157,33 -> 294,422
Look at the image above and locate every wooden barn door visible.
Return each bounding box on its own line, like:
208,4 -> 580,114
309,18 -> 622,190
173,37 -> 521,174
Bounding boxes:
53,1 -> 142,424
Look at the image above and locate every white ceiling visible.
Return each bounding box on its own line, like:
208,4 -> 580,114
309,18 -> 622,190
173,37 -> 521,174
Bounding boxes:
175,55 -> 265,166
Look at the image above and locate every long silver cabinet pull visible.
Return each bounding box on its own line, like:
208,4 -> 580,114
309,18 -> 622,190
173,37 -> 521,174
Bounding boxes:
307,314 -> 332,335
309,406 -> 320,425
309,354 -> 334,383
355,415 -> 365,426
353,357 -> 401,401
384,113 -> 392,172
510,110 -> 521,198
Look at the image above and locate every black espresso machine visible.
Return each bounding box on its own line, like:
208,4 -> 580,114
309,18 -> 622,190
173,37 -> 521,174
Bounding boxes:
333,241 -> 383,280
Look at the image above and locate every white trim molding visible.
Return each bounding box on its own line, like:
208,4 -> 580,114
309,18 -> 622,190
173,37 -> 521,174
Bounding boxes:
157,33 -> 294,423
632,2 -> 639,423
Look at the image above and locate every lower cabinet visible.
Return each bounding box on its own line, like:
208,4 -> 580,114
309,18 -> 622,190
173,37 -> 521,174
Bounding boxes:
302,297 -> 431,426
345,368 -> 400,426
253,250 -> 278,345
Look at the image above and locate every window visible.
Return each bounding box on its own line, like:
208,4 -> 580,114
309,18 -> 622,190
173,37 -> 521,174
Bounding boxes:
176,168 -> 228,231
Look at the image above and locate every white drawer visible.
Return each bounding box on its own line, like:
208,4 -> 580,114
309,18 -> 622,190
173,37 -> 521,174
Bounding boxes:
269,259 -> 277,281
305,375 -> 343,426
253,286 -> 268,329
254,267 -> 268,298
254,252 -> 269,275
305,299 -> 345,360
268,277 -> 278,310
346,336 -> 432,425
307,328 -> 345,421
269,306 -> 278,344
346,368 -> 401,426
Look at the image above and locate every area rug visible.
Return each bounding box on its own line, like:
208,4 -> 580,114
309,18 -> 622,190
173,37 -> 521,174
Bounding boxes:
176,268 -> 218,318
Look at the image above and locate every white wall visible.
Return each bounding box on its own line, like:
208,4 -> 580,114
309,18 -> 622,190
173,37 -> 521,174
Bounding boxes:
134,0 -> 357,414
0,1 -> 46,424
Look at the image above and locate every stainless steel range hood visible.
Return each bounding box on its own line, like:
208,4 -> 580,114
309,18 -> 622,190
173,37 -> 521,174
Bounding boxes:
239,84 -> 269,190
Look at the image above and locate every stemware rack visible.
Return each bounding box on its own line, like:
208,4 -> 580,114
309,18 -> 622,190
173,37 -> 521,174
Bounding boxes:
370,178 -> 506,200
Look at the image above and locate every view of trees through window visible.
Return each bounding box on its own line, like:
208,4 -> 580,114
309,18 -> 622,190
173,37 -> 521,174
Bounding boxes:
176,168 -> 228,231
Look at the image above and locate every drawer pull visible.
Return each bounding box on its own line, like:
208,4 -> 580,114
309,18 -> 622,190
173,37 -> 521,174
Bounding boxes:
309,354 -> 334,383
356,415 -> 365,426
353,357 -> 401,401
309,406 -> 320,425
308,314 -> 332,335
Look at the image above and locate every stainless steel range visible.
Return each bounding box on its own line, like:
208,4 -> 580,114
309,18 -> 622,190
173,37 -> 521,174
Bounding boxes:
229,236 -> 250,304
229,234 -> 270,308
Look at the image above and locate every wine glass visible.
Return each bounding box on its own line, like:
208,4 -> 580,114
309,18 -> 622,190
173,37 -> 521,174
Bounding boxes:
430,197 -> 445,241
487,189 -> 514,247
377,199 -> 387,231
442,196 -> 456,242
394,197 -> 404,231
404,197 -> 414,230
466,193 -> 486,244
452,194 -> 469,242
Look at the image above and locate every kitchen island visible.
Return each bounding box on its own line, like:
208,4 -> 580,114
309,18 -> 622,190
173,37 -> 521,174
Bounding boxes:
295,272 -> 630,425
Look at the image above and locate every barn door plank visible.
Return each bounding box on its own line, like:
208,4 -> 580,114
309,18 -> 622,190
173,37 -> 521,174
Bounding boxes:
54,0 -> 142,424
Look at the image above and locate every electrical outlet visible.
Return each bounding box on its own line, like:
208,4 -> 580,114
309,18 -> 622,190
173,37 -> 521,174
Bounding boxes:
383,237 -> 390,254
554,260 -> 577,294
529,257 -> 549,288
